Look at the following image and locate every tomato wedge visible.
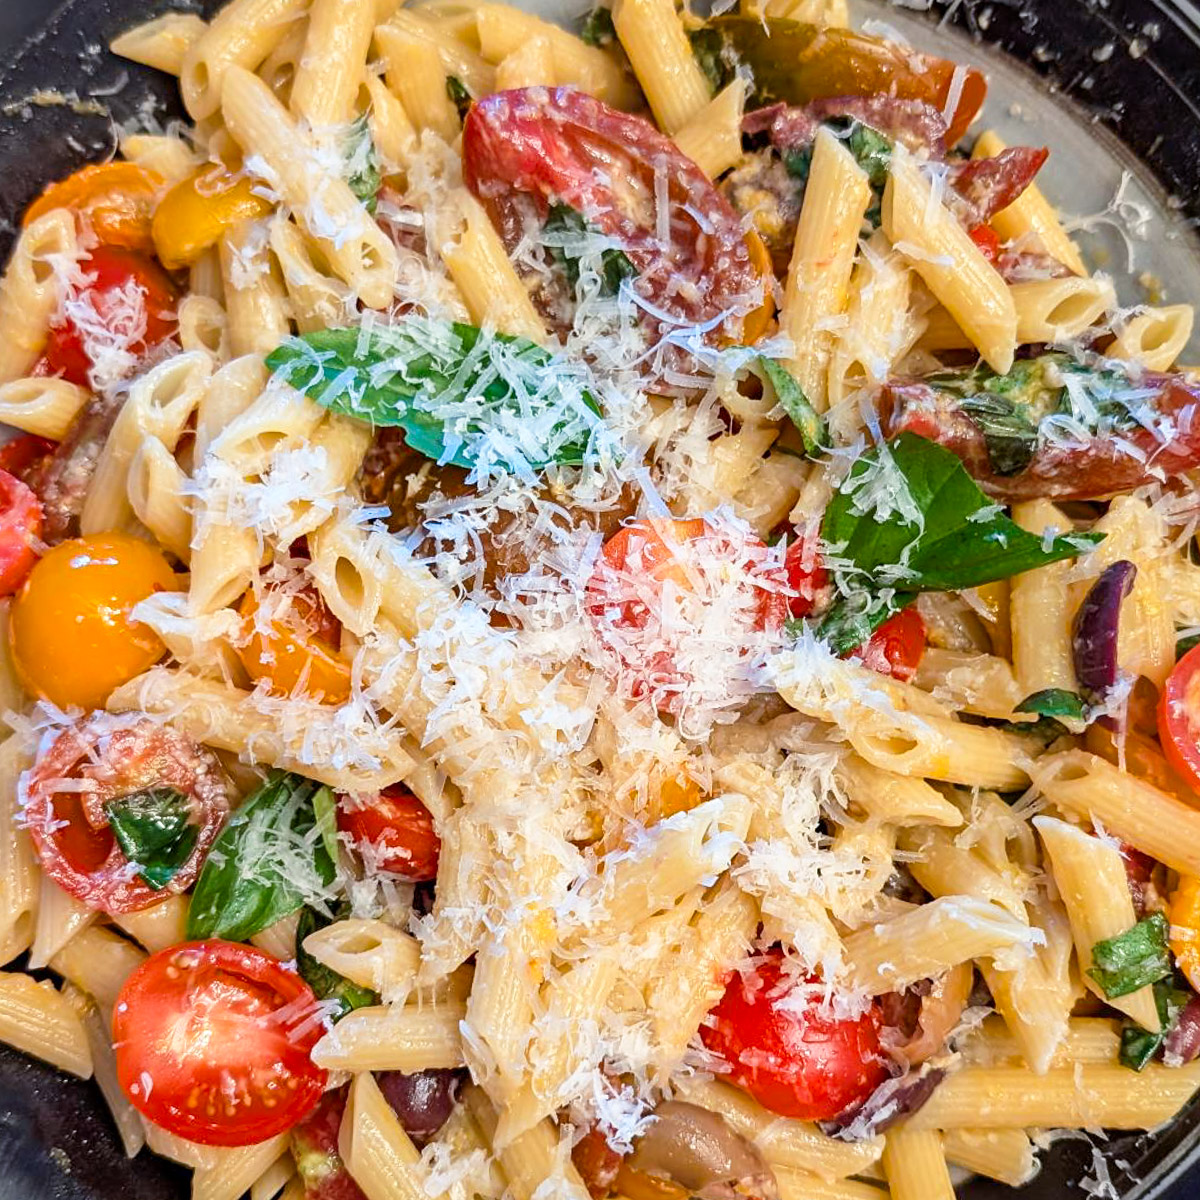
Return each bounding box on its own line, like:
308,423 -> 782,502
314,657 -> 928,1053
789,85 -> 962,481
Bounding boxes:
462,88 -> 761,347
23,162 -> 163,254
0,434 -> 57,482
0,469 -> 41,596
114,940 -> 327,1146
1159,644 -> 1200,793
337,786 -> 440,881
23,715 -> 230,914
44,245 -> 179,389
700,949 -> 888,1121
855,607 -> 926,682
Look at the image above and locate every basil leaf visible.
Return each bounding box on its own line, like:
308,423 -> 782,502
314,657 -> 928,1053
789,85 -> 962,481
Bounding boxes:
1177,632 -> 1200,661
580,5 -> 616,46
446,75 -> 472,121
343,115 -> 382,214
186,772 -> 337,942
755,357 -> 827,457
818,433 -> 1103,653
104,787 -> 198,891
296,905 -> 378,1021
1119,978 -> 1192,1071
688,27 -> 730,94
266,319 -> 603,477
544,204 -> 636,297
1088,912 -> 1173,999
1015,688 -> 1087,722
957,393 -> 1039,476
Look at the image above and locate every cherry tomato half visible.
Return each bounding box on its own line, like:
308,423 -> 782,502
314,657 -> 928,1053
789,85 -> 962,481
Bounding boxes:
10,532 -> 179,710
700,949 -> 888,1121
23,162 -> 163,254
1159,643 -> 1200,792
0,434 -> 57,482
0,469 -> 41,596
238,585 -> 351,705
114,940 -> 327,1146
44,245 -> 179,388
783,527 -> 828,620
23,714 -> 230,913
968,224 -> 1002,264
854,607 -> 926,682
337,786 -> 441,881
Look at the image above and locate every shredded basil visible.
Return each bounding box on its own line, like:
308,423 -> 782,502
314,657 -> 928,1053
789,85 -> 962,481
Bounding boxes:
1015,688 -> 1087,722
687,27 -> 730,94
445,75 -> 472,122
580,5 -> 616,46
1089,912 -> 1173,1000
104,787 -> 198,891
957,393 -> 1040,476
343,115 -> 382,214
186,772 -> 338,942
1177,632 -> 1200,661
1119,977 -> 1192,1071
543,203 -> 636,297
296,905 -> 379,1021
754,357 -> 826,457
816,433 -> 1103,653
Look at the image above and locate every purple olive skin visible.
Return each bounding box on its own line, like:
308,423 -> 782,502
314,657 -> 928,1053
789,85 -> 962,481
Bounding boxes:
1072,559 -> 1137,698
376,1069 -> 465,1146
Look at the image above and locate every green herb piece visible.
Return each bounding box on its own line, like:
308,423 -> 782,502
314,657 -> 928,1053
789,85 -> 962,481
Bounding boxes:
296,905 -> 379,1021
1119,977 -> 1192,1071
580,5 -> 616,46
104,787 -> 198,891
687,27 -> 730,94
544,203 -> 637,296
817,433 -> 1103,653
755,357 -> 826,457
1089,912 -> 1173,1000
1015,688 -> 1087,722
845,122 -> 891,189
187,772 -> 337,942
266,319 -> 604,477
958,393 -> 1039,476
446,75 -> 472,121
1177,632 -> 1200,661
343,115 -> 382,214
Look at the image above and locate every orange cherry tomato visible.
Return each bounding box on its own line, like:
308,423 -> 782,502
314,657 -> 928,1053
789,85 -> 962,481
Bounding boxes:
0,470 -> 42,596
23,162 -> 163,254
238,586 -> 352,705
741,229 -> 776,345
337,785 -> 441,880
10,533 -> 179,710
1159,644 -> 1200,793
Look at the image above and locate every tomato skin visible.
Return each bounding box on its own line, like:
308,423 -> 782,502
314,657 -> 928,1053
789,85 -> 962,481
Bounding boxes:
968,224 -> 1001,263
23,162 -> 163,254
291,1088 -> 367,1200
10,532 -> 179,710
338,786 -> 440,881
44,246 -> 179,388
114,940 -> 327,1147
0,469 -> 42,596
783,529 -> 828,619
23,715 -> 230,914
1158,645 -> 1200,792
700,951 -> 888,1121
0,434 -> 57,482
855,608 -> 926,682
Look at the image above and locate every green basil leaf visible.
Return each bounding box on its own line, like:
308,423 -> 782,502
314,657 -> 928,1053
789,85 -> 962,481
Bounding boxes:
186,772 -> 338,942
104,787 -> 198,891
343,115 -> 382,214
446,75 -> 472,121
1119,977 -> 1192,1071
957,393 -> 1039,476
687,27 -> 730,94
266,319 -> 604,477
544,203 -> 636,297
845,122 -> 891,191
580,5 -> 616,46
313,786 -> 340,871
295,905 -> 378,1021
1088,912 -> 1173,999
755,357 -> 827,458
1176,632 -> 1200,661
1015,688 -> 1087,722
817,433 -> 1103,650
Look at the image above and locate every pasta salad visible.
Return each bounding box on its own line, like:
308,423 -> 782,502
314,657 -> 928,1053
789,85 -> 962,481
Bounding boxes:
1,0 -> 1200,1198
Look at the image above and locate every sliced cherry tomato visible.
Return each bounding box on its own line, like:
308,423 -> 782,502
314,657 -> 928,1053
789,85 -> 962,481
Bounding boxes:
23,162 -> 163,254
152,165 -> 275,271
1159,644 -> 1200,793
10,532 -> 179,710
44,246 -> 179,389
23,714 -> 230,914
462,88 -> 760,347
572,1126 -> 624,1200
586,517 -> 786,714
238,585 -> 351,705
783,527 -> 828,619
854,607 -> 926,682
968,224 -> 1002,264
291,1087 -> 367,1200
337,786 -> 440,881
0,434 -> 57,482
947,147 -> 1049,227
0,469 -> 41,596
700,949 -> 888,1121
113,939 -> 327,1146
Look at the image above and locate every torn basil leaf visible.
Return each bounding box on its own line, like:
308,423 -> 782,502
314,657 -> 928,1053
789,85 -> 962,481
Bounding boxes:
1089,912 -> 1173,1000
296,905 -> 379,1021
957,392 -> 1039,476
343,115 -> 382,214
104,787 -> 198,891
1119,978 -> 1192,1071
544,203 -> 636,297
1015,688 -> 1087,722
580,4 -> 616,46
1177,632 -> 1200,661
755,357 -> 827,458
446,75 -> 472,122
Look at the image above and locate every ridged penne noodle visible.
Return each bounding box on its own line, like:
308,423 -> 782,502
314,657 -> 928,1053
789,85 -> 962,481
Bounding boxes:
378,11 -> 497,97
219,219 -> 289,358
941,1129 -> 1039,1188
1109,303 -> 1194,370
177,293 -> 230,360
338,1072 -> 426,1200
774,1171 -> 888,1200
28,876 -> 94,970
383,34 -> 461,144
310,1001 -> 467,1071
120,132 -> 200,184
673,79 -> 747,181
127,436 -> 194,561
0,733 -> 38,969
883,1127 -> 955,1200
0,972 -> 92,1078
192,1136 -> 291,1200
300,917 -> 421,1003
961,1015 -> 1122,1068
289,0 -> 375,127
49,925 -> 146,1016
111,11 -> 208,74
0,375 -> 89,440
495,35 -> 556,91
113,894 -> 191,955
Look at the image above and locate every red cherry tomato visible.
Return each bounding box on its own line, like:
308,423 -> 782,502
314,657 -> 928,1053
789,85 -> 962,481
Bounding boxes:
291,1087 -> 366,1200
44,245 -> 179,388
968,224 -> 1002,263
23,715 -> 230,914
783,528 -> 828,619
700,950 -> 888,1121
114,940 -> 327,1147
462,88 -> 760,347
0,434 -> 56,482
337,786 -> 440,881
0,469 -> 41,596
1158,644 -> 1200,792
854,607 -> 926,682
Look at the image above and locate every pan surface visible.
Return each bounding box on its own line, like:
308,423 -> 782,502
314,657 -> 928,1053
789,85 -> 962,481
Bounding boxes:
2,0 -> 1200,1197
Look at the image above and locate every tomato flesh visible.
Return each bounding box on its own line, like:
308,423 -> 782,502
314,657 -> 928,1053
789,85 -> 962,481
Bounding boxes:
783,528 -> 828,619
338,786 -> 440,881
0,434 -> 57,482
1159,644 -> 1200,792
23,162 -> 163,254
700,950 -> 888,1121
291,1087 -> 366,1200
0,469 -> 42,596
855,608 -> 926,682
44,245 -> 179,388
114,940 -> 327,1146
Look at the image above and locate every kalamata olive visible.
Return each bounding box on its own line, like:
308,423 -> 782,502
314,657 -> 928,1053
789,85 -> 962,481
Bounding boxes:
376,1068 -> 464,1145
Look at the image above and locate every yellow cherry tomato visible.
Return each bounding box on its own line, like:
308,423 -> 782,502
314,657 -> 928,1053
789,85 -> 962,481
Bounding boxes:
1169,875 -> 1200,992
237,587 -> 351,705
740,228 -> 776,346
10,533 -> 179,711
151,165 -> 274,270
